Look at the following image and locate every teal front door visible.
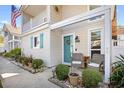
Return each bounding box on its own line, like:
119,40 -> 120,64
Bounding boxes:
64,35 -> 73,64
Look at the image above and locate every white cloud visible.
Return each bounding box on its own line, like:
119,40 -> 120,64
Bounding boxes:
1,20 -> 9,24
15,5 -> 21,9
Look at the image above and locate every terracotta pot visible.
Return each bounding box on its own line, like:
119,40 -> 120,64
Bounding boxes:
69,73 -> 79,87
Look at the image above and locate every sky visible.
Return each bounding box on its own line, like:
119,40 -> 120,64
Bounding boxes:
117,5 -> 124,26
0,5 -> 21,29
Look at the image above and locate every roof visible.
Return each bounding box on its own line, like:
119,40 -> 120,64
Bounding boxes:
117,26 -> 124,35
2,24 -> 21,36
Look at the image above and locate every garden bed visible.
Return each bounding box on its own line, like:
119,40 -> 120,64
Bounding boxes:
10,60 -> 47,74
48,77 -> 82,88
48,64 -> 109,88
0,75 -> 3,88
48,75 -> 108,88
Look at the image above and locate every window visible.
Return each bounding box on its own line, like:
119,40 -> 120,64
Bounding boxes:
90,30 -> 101,57
33,36 -> 40,48
88,5 -> 103,22
89,5 -> 101,10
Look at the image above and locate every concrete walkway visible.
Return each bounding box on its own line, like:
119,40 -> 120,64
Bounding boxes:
0,56 -> 60,88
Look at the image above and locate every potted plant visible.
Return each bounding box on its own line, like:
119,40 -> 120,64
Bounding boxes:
69,65 -> 79,87
69,72 -> 79,87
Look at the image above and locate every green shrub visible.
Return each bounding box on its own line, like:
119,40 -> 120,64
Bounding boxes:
56,64 -> 69,80
82,69 -> 102,88
0,80 -> 3,88
110,54 -> 124,87
18,55 -> 33,66
23,57 -> 30,66
10,48 -> 21,56
4,48 -> 21,58
32,59 -> 44,70
18,56 -> 23,63
4,52 -> 12,57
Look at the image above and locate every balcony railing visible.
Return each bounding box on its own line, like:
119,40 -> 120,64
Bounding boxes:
112,40 -> 124,47
22,14 -> 48,32
23,21 -> 31,32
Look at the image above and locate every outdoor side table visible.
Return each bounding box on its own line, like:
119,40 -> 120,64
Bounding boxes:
83,56 -> 90,68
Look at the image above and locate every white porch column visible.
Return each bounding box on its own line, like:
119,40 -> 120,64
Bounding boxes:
104,8 -> 112,83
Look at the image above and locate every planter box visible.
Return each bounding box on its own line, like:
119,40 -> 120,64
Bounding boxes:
69,73 -> 79,87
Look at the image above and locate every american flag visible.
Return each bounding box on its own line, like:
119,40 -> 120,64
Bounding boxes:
11,5 -> 21,28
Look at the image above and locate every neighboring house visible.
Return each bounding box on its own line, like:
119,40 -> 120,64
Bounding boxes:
0,28 -> 4,52
21,5 -> 115,82
117,26 -> 124,40
2,24 -> 21,52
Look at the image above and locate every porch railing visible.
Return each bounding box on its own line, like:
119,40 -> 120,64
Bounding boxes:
22,14 -> 48,32
22,21 -> 31,32
112,40 -> 124,47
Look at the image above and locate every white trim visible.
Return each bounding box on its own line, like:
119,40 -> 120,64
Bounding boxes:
88,27 -> 103,57
21,22 -> 48,37
62,33 -> 75,65
8,40 -> 21,43
87,15 -> 104,23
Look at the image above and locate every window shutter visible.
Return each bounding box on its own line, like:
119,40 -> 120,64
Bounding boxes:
30,36 -> 33,48
40,33 -> 44,48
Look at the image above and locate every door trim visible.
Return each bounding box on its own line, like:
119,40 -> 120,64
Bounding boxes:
88,27 -> 104,57
62,33 -> 75,65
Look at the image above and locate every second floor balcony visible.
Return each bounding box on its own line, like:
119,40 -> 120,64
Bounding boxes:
22,5 -> 48,33
22,15 -> 48,32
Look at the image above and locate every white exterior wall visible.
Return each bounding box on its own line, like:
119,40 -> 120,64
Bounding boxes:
112,46 -> 124,63
21,27 -> 51,67
61,5 -> 88,20
50,20 -> 104,66
50,29 -> 62,66
61,20 -> 104,56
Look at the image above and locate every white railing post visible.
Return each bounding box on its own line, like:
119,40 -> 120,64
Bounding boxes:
12,35 -> 15,49
30,18 -> 32,29
104,8 -> 112,83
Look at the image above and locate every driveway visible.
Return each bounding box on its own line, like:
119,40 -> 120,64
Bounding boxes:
0,56 -> 60,88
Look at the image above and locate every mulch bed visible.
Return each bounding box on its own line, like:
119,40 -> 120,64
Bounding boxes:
11,61 -> 36,74
48,77 -> 82,88
5,57 -> 47,74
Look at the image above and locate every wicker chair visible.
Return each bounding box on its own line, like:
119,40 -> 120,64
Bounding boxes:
88,54 -> 105,72
71,53 -> 84,68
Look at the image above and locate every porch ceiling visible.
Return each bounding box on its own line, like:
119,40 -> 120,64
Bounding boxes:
23,5 -> 46,17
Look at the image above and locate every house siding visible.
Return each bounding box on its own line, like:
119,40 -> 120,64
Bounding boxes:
50,29 -> 62,66
61,20 -> 104,56
21,28 -> 51,67
21,5 -> 115,67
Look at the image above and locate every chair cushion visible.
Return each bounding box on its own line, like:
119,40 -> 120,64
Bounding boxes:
88,62 -> 99,68
72,61 -> 81,64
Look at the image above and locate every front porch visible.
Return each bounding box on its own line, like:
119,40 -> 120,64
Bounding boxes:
50,6 -> 111,83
